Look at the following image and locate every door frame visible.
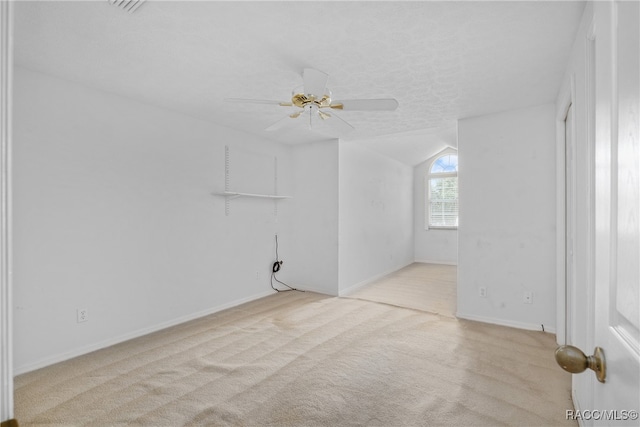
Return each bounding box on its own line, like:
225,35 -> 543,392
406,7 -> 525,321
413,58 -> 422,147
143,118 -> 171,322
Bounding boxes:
555,15 -> 597,351
555,6 -> 598,422
556,78 -> 575,347
584,16 -> 597,357
0,0 -> 14,422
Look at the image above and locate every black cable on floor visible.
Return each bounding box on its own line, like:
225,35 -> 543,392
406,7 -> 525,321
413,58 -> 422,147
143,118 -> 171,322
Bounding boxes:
270,235 -> 304,293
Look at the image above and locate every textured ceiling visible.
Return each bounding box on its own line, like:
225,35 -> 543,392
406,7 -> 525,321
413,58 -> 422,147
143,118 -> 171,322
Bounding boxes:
14,1 -> 585,165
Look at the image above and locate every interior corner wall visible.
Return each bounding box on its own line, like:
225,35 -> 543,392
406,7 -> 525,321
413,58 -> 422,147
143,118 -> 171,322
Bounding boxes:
413,151 -> 458,265
12,67 -> 294,373
282,141 -> 340,296
338,143 -> 414,294
457,103 -> 557,331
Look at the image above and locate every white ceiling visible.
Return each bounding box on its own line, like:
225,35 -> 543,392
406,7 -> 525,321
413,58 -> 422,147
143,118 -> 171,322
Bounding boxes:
13,0 -> 585,165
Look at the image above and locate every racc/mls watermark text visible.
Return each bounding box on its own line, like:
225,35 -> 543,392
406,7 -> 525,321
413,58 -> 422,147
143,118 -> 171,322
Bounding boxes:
566,410 -> 639,421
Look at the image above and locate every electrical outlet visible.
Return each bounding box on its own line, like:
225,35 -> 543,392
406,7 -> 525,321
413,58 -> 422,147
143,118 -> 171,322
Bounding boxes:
77,308 -> 88,323
479,287 -> 487,298
523,292 -> 533,304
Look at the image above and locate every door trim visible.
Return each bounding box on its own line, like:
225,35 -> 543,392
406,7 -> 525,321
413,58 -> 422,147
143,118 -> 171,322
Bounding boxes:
556,77 -> 575,346
584,16 -> 596,356
0,0 -> 14,422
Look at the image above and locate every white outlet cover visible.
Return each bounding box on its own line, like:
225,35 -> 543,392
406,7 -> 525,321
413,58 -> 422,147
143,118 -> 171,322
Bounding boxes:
77,308 -> 88,323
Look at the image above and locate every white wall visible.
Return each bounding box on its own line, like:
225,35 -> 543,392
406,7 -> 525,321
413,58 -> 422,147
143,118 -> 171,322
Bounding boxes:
338,142 -> 414,294
12,68 -> 417,373
12,68 -> 295,373
280,141 -> 340,296
413,148 -> 458,265
457,103 -> 557,331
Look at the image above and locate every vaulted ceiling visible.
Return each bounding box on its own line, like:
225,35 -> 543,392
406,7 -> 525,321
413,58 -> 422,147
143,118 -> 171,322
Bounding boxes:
14,1 -> 585,165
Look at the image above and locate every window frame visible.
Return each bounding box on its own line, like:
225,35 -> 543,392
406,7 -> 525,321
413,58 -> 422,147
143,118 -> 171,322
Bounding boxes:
425,150 -> 459,230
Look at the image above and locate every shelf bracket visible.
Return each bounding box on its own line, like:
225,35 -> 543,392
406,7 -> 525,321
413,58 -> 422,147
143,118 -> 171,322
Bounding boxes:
217,146 -> 291,215
224,145 -> 230,216
274,156 -> 278,216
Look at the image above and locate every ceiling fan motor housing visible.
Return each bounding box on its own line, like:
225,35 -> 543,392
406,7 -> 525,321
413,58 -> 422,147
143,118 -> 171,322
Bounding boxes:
291,93 -> 331,109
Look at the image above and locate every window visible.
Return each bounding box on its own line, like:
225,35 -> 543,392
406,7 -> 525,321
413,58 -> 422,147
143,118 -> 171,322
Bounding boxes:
426,153 -> 458,229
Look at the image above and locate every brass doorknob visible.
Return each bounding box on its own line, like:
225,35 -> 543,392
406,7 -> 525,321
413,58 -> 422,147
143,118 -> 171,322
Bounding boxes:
555,345 -> 606,383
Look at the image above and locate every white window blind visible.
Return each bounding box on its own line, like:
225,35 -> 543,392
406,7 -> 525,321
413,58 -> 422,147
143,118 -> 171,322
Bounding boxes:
428,177 -> 458,227
426,153 -> 458,229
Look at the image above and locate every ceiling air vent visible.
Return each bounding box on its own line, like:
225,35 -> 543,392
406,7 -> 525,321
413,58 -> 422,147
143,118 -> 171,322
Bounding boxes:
107,0 -> 146,14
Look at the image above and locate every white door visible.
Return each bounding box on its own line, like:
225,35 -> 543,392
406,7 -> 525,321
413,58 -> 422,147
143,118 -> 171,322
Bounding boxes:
592,0 -> 639,424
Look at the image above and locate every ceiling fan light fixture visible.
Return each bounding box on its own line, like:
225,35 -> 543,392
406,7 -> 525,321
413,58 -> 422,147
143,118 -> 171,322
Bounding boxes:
318,110 -> 331,120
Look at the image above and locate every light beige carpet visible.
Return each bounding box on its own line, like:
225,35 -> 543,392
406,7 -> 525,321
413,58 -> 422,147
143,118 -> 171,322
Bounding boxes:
15,290 -> 574,426
345,263 -> 457,316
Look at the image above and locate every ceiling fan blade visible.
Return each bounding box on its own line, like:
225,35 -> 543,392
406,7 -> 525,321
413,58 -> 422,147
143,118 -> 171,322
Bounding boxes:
303,68 -> 329,97
330,98 -> 399,111
225,98 -> 292,106
265,114 -> 298,132
314,111 -> 354,135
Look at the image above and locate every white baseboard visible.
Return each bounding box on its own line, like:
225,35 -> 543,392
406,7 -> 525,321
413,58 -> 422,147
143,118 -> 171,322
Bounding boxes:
456,311 -> 556,334
339,261 -> 413,296
14,289 -> 275,375
414,258 -> 458,266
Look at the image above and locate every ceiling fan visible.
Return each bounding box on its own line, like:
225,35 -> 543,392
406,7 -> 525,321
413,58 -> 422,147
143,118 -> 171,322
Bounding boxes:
225,68 -> 399,135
